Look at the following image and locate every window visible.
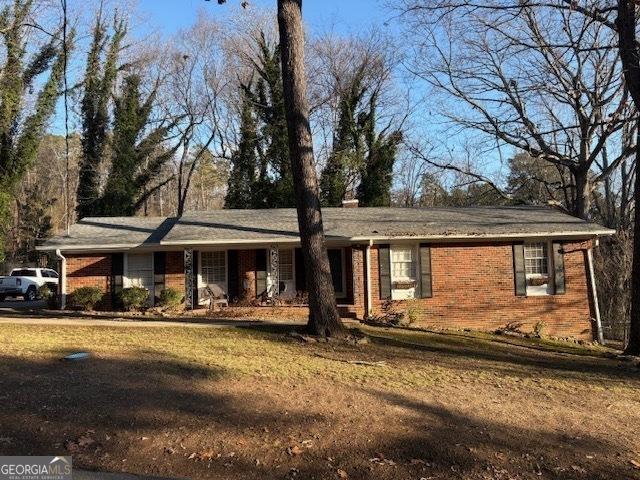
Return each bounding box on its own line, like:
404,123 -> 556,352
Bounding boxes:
279,249 -> 294,281
391,246 -> 416,280
524,242 -> 551,295
201,251 -> 226,285
328,249 -> 345,297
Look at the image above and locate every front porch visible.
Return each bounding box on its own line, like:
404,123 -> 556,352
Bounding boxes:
179,245 -> 366,319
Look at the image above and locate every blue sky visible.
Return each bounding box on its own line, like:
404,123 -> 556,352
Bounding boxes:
137,0 -> 392,36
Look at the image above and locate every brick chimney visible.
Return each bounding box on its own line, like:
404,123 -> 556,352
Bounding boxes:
341,199 -> 359,208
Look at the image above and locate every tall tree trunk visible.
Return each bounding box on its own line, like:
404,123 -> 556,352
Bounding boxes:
277,0 -> 345,337
574,170 -> 590,220
618,0 -> 640,354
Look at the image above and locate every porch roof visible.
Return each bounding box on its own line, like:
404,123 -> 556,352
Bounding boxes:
37,206 -> 614,252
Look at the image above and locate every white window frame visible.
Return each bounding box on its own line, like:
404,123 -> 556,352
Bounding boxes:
279,249 -> 294,282
124,252 -> 155,306
199,250 -> 228,294
524,241 -> 552,296
389,244 -> 419,300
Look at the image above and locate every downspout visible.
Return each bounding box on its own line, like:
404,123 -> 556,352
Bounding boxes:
55,249 -> 67,310
365,240 -> 373,318
586,240 -> 604,344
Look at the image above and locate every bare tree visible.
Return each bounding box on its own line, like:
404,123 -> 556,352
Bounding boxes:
397,0 -> 635,219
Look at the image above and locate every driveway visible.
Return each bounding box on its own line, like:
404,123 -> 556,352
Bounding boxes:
0,298 -> 46,310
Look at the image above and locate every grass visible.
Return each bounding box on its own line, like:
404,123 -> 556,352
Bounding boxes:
0,320 -> 638,480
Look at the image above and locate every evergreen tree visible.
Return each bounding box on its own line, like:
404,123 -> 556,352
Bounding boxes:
320,68 -> 367,206
0,0 -> 73,261
244,33 -> 293,208
225,88 -> 258,209
76,13 -> 126,219
97,75 -> 176,216
356,95 -> 402,207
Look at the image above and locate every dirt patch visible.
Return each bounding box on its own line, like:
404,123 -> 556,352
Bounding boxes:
0,321 -> 638,479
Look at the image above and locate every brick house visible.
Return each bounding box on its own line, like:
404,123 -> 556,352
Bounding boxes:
37,206 -> 614,339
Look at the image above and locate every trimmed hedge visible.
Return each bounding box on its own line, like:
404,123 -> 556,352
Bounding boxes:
119,287 -> 149,311
69,286 -> 103,311
158,288 -> 183,309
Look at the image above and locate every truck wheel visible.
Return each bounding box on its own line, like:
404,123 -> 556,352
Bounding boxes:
25,286 -> 36,302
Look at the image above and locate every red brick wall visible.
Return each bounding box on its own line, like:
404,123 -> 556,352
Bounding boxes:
66,254 -> 112,295
165,252 -> 185,293
369,241 -> 594,339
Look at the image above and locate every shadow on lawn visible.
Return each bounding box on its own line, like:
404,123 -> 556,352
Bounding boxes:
364,330 -> 640,382
347,388 -> 635,480
0,351 -> 635,480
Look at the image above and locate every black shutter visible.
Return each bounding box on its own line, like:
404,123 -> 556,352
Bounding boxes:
295,248 -> 306,292
227,250 -> 239,301
552,242 -> 565,294
513,243 -> 527,297
153,252 -> 166,301
419,244 -> 432,298
111,253 -> 124,306
378,245 -> 391,300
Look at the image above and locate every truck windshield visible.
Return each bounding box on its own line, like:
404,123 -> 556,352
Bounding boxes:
11,269 -> 37,277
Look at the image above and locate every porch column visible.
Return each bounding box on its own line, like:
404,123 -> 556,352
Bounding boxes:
268,246 -> 280,297
184,249 -> 195,309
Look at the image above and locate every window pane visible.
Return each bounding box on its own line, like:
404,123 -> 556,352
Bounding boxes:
201,251 -> 226,284
524,243 -> 548,275
328,249 -> 343,294
391,246 -> 416,280
279,249 -> 293,281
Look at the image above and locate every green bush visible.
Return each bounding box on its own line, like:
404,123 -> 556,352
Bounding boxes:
38,284 -> 58,309
119,287 -> 149,311
158,288 -> 183,309
69,286 -> 103,311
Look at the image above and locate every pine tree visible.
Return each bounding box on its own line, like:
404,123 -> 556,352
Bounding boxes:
356,95 -> 402,207
0,0 -> 73,261
225,88 -> 258,209
76,13 -> 126,219
320,68 -> 367,206
244,33 -> 293,208
97,75 -> 176,216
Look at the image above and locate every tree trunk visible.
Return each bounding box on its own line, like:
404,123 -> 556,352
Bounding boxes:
618,0 -> 640,354
277,0 -> 345,337
574,170 -> 590,220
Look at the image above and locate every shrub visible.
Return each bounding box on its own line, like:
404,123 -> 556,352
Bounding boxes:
158,288 -> 183,309
533,320 -> 546,338
69,286 -> 103,311
366,299 -> 410,327
38,284 -> 58,309
119,287 -> 150,311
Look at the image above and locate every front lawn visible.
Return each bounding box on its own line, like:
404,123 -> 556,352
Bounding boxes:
0,320 -> 638,479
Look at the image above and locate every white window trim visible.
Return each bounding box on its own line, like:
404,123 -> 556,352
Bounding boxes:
198,249 -> 228,294
123,252 -> 155,306
389,244 -> 420,300
524,240 -> 553,296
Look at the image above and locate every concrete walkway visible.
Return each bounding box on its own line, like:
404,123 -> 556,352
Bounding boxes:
0,315 -> 272,328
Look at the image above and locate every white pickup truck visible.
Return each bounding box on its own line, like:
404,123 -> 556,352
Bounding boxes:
0,268 -> 59,302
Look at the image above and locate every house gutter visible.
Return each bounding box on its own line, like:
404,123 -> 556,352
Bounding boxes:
586,242 -> 604,344
55,249 -> 67,310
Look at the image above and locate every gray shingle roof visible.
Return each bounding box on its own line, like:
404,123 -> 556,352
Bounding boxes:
37,206 -> 614,251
